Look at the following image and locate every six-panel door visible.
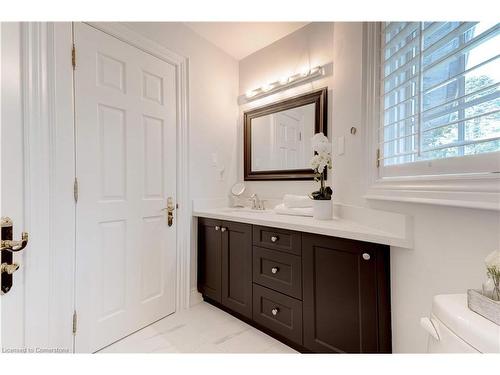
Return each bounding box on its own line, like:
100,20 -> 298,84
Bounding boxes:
221,221 -> 253,318
302,233 -> 391,353
74,23 -> 177,353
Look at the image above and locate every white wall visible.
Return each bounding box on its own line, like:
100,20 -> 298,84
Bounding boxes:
122,22 -> 240,293
238,22 -> 500,353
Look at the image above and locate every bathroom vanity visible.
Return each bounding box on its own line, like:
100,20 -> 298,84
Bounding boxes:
195,210 -> 394,353
193,87 -> 410,353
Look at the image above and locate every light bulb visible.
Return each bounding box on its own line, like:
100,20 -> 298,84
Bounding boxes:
279,76 -> 289,85
288,73 -> 301,83
309,66 -> 321,75
261,83 -> 274,92
300,67 -> 310,77
245,90 -> 257,98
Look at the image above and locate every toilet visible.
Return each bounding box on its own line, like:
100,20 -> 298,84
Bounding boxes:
420,294 -> 500,353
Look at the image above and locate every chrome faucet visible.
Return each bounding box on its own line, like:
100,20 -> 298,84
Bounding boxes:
249,194 -> 259,209
249,194 -> 265,210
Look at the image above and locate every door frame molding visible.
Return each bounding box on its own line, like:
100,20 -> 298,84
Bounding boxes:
16,21 -> 191,352
13,22 -> 76,351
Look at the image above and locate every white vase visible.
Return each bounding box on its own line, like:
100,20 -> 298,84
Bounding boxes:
313,199 -> 332,220
483,277 -> 500,301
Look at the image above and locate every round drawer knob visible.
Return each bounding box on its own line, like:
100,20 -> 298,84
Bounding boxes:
215,226 -> 220,231
271,236 -> 279,243
221,227 -> 227,232
271,267 -> 279,274
271,308 -> 279,316
362,253 -> 371,260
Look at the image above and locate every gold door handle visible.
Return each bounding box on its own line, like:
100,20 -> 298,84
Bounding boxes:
1,232 -> 29,252
161,197 -> 175,227
1,217 -> 28,294
1,262 -> 20,275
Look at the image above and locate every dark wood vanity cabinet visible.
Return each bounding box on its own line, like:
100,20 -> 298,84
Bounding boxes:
197,218 -> 222,303
197,218 -> 253,319
221,221 -> 253,319
197,218 -> 391,353
302,234 -> 391,353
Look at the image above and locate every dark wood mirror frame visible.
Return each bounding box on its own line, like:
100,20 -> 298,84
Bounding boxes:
244,87 -> 328,181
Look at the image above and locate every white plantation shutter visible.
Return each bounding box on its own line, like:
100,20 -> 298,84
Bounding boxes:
379,22 -> 500,174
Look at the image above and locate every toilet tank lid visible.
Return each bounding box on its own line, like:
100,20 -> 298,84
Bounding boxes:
432,294 -> 500,353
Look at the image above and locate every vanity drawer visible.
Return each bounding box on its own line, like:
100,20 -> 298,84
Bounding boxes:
253,246 -> 302,299
252,225 -> 301,255
253,284 -> 303,345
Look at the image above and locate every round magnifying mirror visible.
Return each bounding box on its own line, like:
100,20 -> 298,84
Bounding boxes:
231,182 -> 246,196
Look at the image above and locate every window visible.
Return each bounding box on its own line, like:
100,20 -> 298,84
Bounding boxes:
379,22 -> 500,176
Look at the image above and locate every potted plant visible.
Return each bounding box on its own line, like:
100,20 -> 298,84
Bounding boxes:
309,133 -> 333,220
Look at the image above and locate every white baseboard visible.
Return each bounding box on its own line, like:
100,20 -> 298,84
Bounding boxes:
190,288 -> 203,307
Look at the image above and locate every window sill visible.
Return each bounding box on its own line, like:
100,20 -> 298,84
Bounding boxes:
364,173 -> 500,211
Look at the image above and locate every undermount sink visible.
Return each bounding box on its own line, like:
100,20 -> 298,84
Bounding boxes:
220,207 -> 272,214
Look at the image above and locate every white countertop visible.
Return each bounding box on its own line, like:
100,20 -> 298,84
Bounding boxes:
192,206 -> 412,248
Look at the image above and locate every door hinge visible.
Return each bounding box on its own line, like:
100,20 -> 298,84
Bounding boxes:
73,177 -> 79,203
71,44 -> 76,70
72,310 -> 77,335
376,148 -> 381,168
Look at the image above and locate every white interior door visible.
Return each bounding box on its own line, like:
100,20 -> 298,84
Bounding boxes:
273,112 -> 301,169
1,22 -> 26,350
74,23 -> 177,353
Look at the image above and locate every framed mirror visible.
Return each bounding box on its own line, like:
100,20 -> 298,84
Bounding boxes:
244,88 -> 328,180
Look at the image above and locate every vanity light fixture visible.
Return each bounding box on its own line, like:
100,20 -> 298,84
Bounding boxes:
244,64 -> 326,101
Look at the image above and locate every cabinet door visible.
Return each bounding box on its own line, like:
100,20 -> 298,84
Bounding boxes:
221,221 -> 253,319
197,218 -> 222,302
302,234 -> 391,353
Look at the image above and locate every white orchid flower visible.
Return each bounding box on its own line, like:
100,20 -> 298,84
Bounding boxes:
485,250 -> 500,270
311,132 -> 331,154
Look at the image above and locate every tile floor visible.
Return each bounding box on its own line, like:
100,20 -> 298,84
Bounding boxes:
99,302 -> 297,353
